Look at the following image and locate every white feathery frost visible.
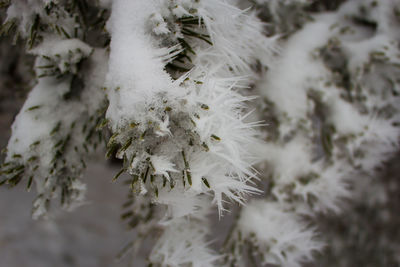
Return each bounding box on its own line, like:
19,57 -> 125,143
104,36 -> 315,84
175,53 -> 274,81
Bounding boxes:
237,200 -> 323,267
150,216 -> 219,267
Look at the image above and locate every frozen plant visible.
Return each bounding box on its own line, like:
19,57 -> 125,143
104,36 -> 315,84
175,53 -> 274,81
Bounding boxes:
0,0 -> 399,266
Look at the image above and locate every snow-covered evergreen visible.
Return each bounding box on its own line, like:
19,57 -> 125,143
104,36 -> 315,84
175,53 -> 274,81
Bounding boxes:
0,0 -> 399,266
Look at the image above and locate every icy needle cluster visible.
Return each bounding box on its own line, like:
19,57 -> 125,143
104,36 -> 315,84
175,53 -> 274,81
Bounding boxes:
103,1 -> 275,265
104,0 -> 276,217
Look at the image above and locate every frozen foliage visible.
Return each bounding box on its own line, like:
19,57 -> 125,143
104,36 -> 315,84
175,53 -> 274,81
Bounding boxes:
1,0 -> 109,217
229,0 -> 400,266
255,0 -> 400,216
1,0 -> 400,267
4,48 -> 108,218
236,200 -> 322,267
149,214 -> 219,267
32,37 -> 93,77
250,0 -> 313,35
104,0 -> 272,218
